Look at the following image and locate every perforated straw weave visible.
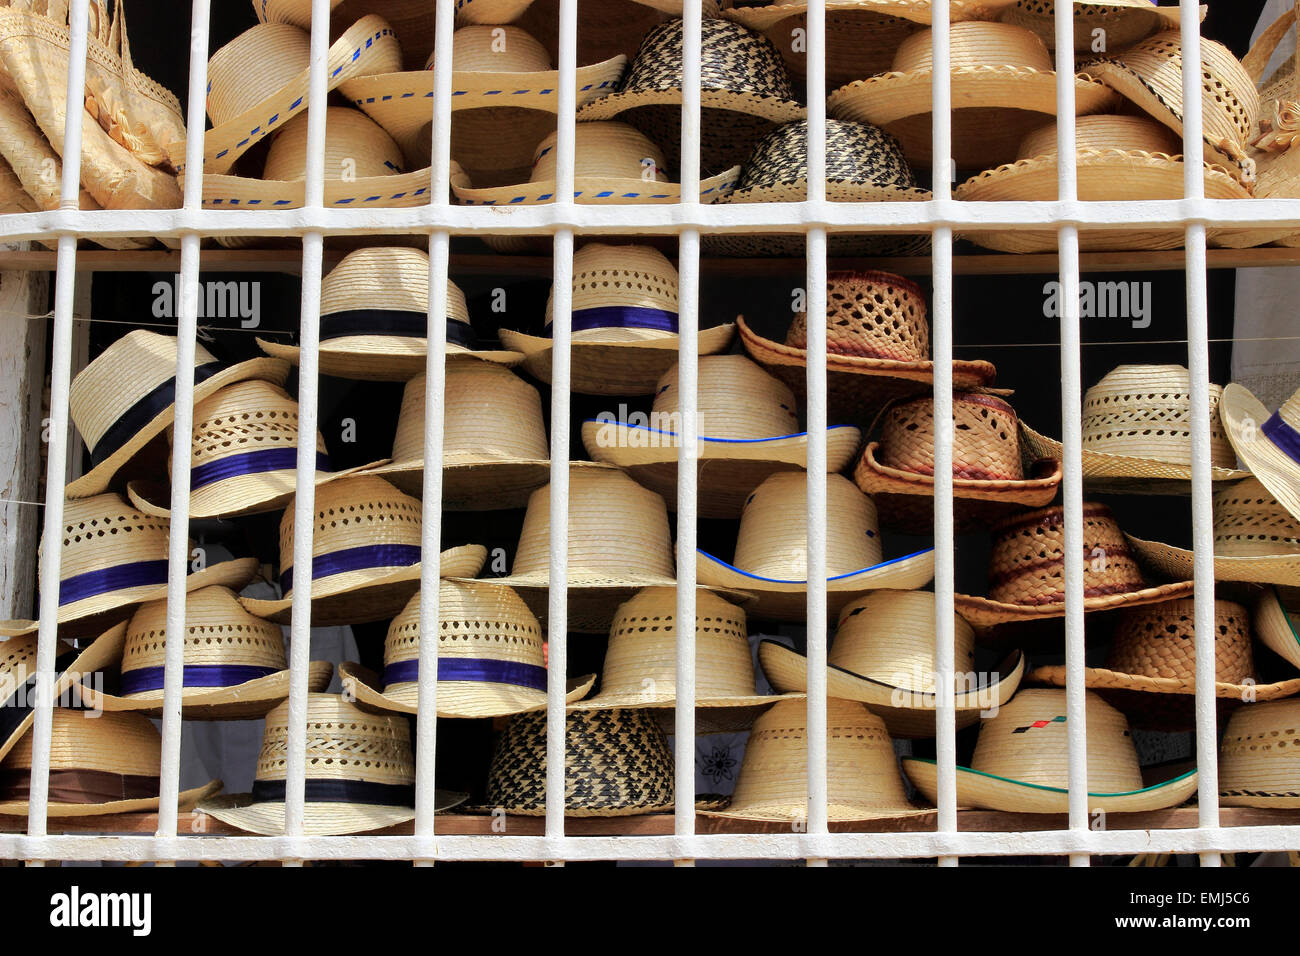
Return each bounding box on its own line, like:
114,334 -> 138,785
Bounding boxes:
1000,0 -> 1190,54
1219,700 -> 1300,808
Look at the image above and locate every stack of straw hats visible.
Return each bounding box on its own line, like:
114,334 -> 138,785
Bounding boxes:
1219,699 -> 1300,809
999,0 -> 1195,54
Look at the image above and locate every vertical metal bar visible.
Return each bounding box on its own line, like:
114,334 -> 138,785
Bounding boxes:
25,0 -> 92,859
1054,0 -> 1090,869
1178,0 -> 1221,868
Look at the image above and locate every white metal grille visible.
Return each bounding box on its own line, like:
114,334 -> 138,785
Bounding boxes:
0,0 -> 1297,866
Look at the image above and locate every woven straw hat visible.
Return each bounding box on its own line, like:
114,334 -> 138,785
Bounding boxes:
456,0 -> 719,26
696,471 -> 936,622
65,329 -> 288,498
1255,586 -> 1300,674
1222,382 -> 1300,527
1086,31 -> 1259,185
1000,1 -> 1196,53
853,392 -> 1063,533
450,120 -> 740,206
485,707 -> 678,816
258,246 -> 522,380
1028,598 -> 1300,731
239,474 -> 488,625
1219,699 -> 1300,808
957,115 -> 1250,254
904,689 -> 1198,812
759,590 -> 1025,738
0,708 -> 220,817
1126,478 -> 1300,587
954,501 -> 1194,628
199,693 -> 465,835
362,363 -> 563,509
340,580 -> 594,718
79,586 -> 332,720
1020,364 -> 1247,495
827,21 -> 1116,168
568,587 -> 798,731
576,18 -> 804,174
704,119 -> 932,258
701,698 -> 930,822
172,16 -> 401,175
738,271 -> 998,425
582,354 -> 862,518
500,242 -> 735,395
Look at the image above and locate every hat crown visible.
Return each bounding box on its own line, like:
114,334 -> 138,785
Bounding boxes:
512,467 -> 675,580
258,693 -> 414,785
972,689 -> 1143,792
277,475 -> 422,582
602,587 -> 754,699
1106,598 -> 1254,685
1212,477 -> 1300,557
737,119 -> 918,193
207,22 -> 310,127
879,392 -> 1024,481
545,242 -> 680,334
733,472 -> 882,578
0,633 -> 74,695
319,246 -> 471,324
532,121 -> 669,183
788,270 -> 930,362
69,330 -> 219,454
2,708 -> 161,776
894,22 -> 1053,73
1219,699 -> 1300,797
48,492 -> 172,587
122,585 -> 287,678
185,379 -> 324,470
620,18 -> 795,102
394,365 -> 548,464
1017,115 -> 1182,161
440,25 -> 552,72
263,107 -> 405,182
653,355 -> 798,440
832,590 -> 975,693
384,580 -> 544,673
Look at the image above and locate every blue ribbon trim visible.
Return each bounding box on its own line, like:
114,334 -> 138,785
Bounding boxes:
58,559 -> 169,607
118,664 -> 282,696
280,544 -> 421,595
1262,412 -> 1300,465
192,449 -> 331,490
91,362 -> 224,467
382,657 -> 547,691
250,777 -> 414,807
543,305 -> 678,337
319,309 -> 480,349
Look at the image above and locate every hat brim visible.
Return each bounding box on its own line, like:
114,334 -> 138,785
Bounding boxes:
361,457 -> 557,510
1256,586 -> 1300,673
726,0 -> 1021,31
1222,384 -> 1300,525
0,779 -> 223,818
501,322 -> 736,395
1126,532 -> 1300,588
64,356 -> 291,499
185,165 -> 440,211
85,661 -> 335,720
196,789 -> 467,836
256,336 -> 523,381
954,580 -> 1197,629
903,759 -> 1198,814
699,799 -> 933,823
576,86 -> 805,126
452,166 -> 740,205
720,177 -> 932,206
240,544 -> 488,625
339,661 -> 596,719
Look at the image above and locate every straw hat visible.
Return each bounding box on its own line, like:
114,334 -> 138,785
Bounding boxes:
199,693 -> 465,835
1029,598 -> 1300,731
470,466 -> 691,633
581,354 -> 863,518
239,474 -> 488,625
1256,586 -> 1300,674
1222,382 -> 1300,526
1020,364 -> 1248,495
1126,478 -> 1300,586
339,25 -> 626,187
1086,31 -> 1259,185
65,329 -> 288,498
171,16 -> 401,174
456,0 -> 719,26
257,246 -> 522,380
954,501 -> 1195,629
499,243 -> 735,395
450,120 -> 740,206
853,392 -> 1063,533
957,115 -> 1250,254
0,709 -> 220,817
701,698 -> 931,822
827,21 -> 1116,168
576,18 -> 804,174
78,586 -> 332,721
1000,1 -> 1197,53
1219,699 -> 1300,808
696,471 -> 936,622
362,363 -> 561,509
704,119 -> 932,258
568,587 -> 798,732
759,590 -> 1025,738
904,689 -> 1198,812
340,580 -> 595,718
738,271 -> 999,425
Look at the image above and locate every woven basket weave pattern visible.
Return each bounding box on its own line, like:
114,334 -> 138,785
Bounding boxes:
188,380 -> 321,468
879,393 -> 1023,480
620,18 -> 795,102
1003,0 -> 1161,52
123,586 -> 286,675
257,696 -> 414,786
1213,477 -> 1300,557
1106,598 -> 1254,685
57,493 -> 171,580
788,270 -> 929,361
736,118 -> 919,192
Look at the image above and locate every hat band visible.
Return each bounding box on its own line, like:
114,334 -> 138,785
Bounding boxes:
58,559 -> 169,607
0,651 -> 78,743
0,768 -> 160,804
192,449 -> 332,490
382,657 -> 547,691
320,309 -> 481,350
119,664 -> 282,696
545,306 -> 679,337
90,361 -> 224,467
279,543 -> 421,595
250,777 -> 415,807
1262,412 -> 1300,465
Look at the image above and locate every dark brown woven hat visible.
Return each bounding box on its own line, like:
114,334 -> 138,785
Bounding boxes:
576,18 -> 805,173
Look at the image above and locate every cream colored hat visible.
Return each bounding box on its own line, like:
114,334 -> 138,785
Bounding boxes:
1255,586 -> 1300,674
258,246 -> 523,380
696,471 -> 936,622
1219,699 -> 1300,808
582,354 -> 862,518
239,474 -> 488,625
760,589 -> 1025,738
340,580 -> 594,718
1000,0 -> 1198,53
199,693 -> 465,835
1222,382 -> 1300,527
903,689 -> 1198,813
500,242 -> 736,395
